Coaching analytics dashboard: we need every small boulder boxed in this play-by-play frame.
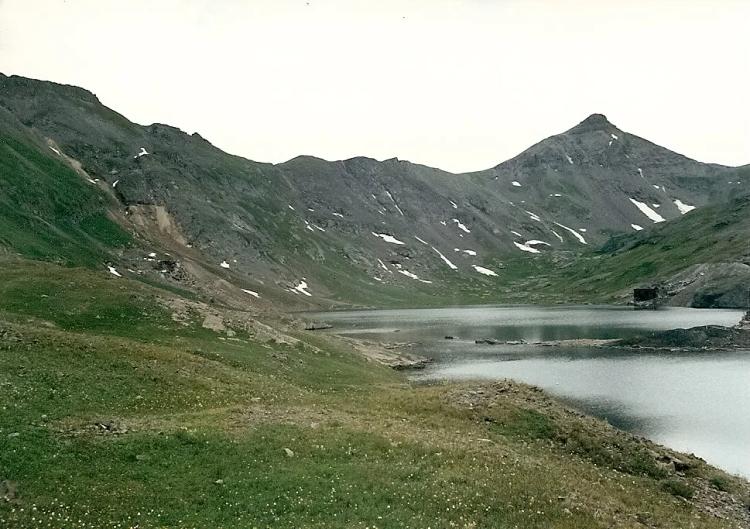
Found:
[304,322,333,331]
[0,480,19,502]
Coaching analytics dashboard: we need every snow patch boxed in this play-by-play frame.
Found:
[332,212,344,218]
[414,236,428,245]
[551,230,564,243]
[514,241,540,254]
[241,289,260,298]
[472,265,497,277]
[372,232,405,245]
[631,224,643,231]
[385,190,404,216]
[148,252,157,258]
[377,259,392,273]
[674,199,696,214]
[553,222,587,244]
[525,211,541,222]
[511,230,523,238]
[449,200,458,209]
[565,154,574,165]
[452,219,471,233]
[511,181,522,187]
[397,269,432,283]
[462,249,477,256]
[112,179,120,188]
[304,221,314,232]
[373,277,383,282]
[432,247,458,270]
[220,261,230,269]
[637,168,644,178]
[134,147,150,158]
[525,240,550,247]
[288,205,295,211]
[292,280,312,297]
[107,266,121,277]
[629,198,665,223]
[49,146,61,156]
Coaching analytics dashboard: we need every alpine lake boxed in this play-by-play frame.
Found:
[308,305,750,478]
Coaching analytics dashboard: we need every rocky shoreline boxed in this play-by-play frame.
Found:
[470,325,750,352]
[614,325,750,351]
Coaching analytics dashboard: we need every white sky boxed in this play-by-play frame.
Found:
[0,0,748,172]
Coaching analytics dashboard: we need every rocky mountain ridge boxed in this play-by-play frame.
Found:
[0,73,747,307]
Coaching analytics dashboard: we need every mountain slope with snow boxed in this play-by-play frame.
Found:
[561,191,750,308]
[0,73,746,307]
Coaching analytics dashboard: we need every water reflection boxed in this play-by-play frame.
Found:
[311,305,743,342]
[558,395,665,434]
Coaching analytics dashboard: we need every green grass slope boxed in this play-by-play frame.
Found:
[1,260,749,528]
[0,118,130,265]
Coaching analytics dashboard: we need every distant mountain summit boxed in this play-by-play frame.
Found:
[476,110,739,241]
[0,73,747,307]
[569,113,615,132]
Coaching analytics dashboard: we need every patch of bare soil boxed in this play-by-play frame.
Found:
[126,205,189,247]
[159,295,304,346]
[336,336,430,369]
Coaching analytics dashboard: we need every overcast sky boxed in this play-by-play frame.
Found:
[0,0,747,172]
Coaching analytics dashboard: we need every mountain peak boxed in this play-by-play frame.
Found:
[569,113,615,133]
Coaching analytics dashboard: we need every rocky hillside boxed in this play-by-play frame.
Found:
[571,192,750,308]
[0,73,747,307]
[476,113,744,232]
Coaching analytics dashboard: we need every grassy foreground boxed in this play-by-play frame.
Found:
[1,260,749,529]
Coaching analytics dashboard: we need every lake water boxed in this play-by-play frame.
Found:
[309,305,750,477]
